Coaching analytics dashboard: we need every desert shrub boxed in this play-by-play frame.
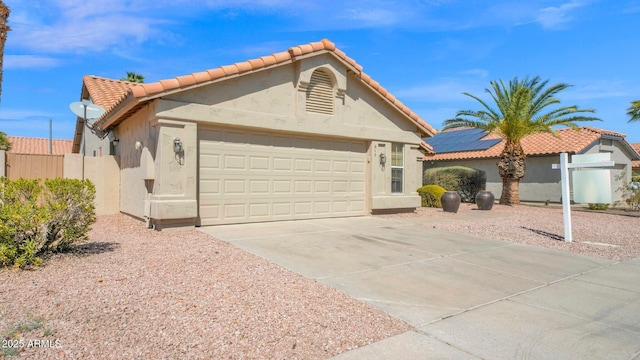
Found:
[587,203,609,211]
[417,184,446,208]
[615,171,640,211]
[423,166,486,203]
[42,178,96,251]
[0,178,46,267]
[0,177,96,268]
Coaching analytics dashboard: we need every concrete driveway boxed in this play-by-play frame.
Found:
[199,216,640,359]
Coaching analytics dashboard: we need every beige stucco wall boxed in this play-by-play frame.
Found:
[105,54,428,226]
[153,54,425,216]
[116,105,158,220]
[84,156,120,215]
[424,138,635,204]
[63,153,120,215]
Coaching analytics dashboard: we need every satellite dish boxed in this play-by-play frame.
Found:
[69,100,105,120]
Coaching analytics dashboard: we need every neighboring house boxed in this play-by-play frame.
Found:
[7,136,72,155]
[424,127,640,204]
[632,143,640,174]
[73,39,437,229]
[1,136,72,180]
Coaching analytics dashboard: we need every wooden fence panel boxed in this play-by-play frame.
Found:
[5,153,65,180]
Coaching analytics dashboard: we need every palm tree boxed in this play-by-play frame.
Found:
[0,130,11,151]
[121,72,144,83]
[627,100,640,122]
[0,1,10,103]
[442,76,600,205]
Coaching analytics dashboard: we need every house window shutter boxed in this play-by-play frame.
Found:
[306,69,334,115]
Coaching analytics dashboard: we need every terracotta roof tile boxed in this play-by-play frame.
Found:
[236,61,253,73]
[632,143,640,169]
[205,68,224,80]
[260,54,278,67]
[82,76,138,115]
[83,39,436,137]
[427,127,621,161]
[6,136,72,155]
[248,58,264,68]
[176,74,197,87]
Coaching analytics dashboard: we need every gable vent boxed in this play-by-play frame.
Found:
[306,69,334,115]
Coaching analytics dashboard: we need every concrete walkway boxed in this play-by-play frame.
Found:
[199,216,640,359]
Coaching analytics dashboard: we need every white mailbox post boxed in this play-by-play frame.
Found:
[552,153,615,242]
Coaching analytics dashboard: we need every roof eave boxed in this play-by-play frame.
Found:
[95,92,141,130]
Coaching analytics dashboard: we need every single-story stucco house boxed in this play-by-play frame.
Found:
[424,127,640,204]
[73,39,437,229]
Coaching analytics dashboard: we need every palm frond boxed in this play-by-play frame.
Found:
[628,100,640,122]
[444,76,600,142]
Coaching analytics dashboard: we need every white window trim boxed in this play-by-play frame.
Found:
[391,143,404,194]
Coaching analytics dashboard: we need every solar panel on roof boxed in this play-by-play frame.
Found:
[424,128,501,154]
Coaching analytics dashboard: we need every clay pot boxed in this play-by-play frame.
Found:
[441,191,461,213]
[475,190,495,210]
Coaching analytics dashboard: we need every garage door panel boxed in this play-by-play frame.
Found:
[273,180,292,193]
[294,158,313,172]
[199,128,367,225]
[273,158,291,171]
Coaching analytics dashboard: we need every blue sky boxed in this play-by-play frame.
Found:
[1,0,639,143]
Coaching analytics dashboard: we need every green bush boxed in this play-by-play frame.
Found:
[0,177,96,268]
[423,166,486,203]
[587,203,609,211]
[417,184,446,208]
[42,178,96,251]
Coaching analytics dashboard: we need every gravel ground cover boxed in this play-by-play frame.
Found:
[0,214,409,359]
[387,204,640,261]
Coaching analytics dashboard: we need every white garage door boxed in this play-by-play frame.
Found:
[198,128,367,226]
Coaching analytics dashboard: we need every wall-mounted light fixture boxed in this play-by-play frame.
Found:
[173,137,183,154]
[379,152,386,166]
[135,141,143,150]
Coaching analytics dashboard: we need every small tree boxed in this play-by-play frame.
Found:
[443,76,600,205]
[121,71,144,83]
[0,130,10,151]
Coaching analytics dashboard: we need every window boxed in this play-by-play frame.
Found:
[306,69,334,115]
[391,143,403,194]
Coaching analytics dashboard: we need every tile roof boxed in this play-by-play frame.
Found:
[6,136,72,155]
[81,39,436,138]
[426,127,629,161]
[632,143,640,169]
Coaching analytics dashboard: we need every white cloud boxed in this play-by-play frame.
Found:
[394,72,490,103]
[7,0,169,54]
[564,80,638,101]
[340,8,400,26]
[535,1,586,29]
[4,55,63,69]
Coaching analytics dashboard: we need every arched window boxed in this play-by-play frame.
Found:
[306,69,334,115]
